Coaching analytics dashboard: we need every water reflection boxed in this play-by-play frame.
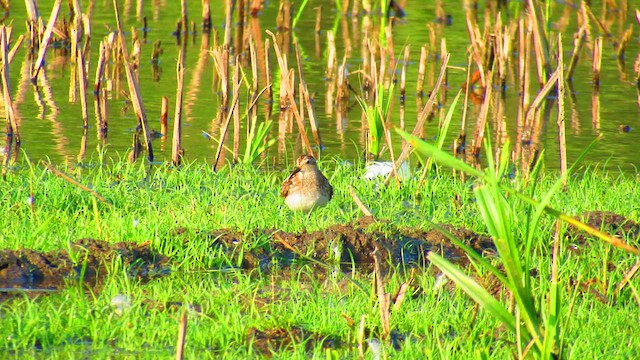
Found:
[1,1,639,172]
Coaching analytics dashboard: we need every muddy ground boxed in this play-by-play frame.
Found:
[1,212,636,303]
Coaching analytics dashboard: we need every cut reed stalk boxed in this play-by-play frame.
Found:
[76,44,89,128]
[326,31,336,80]
[399,45,409,102]
[294,42,321,149]
[565,27,586,82]
[515,19,530,165]
[592,36,602,88]
[175,312,187,360]
[315,5,322,33]
[526,0,552,85]
[393,53,450,172]
[213,80,241,170]
[172,50,185,166]
[416,45,428,96]
[232,62,240,164]
[202,0,211,32]
[0,26,20,146]
[94,40,108,94]
[31,0,63,81]
[470,66,494,160]
[266,30,313,156]
[42,161,112,206]
[113,0,154,162]
[161,96,169,137]
[557,34,567,188]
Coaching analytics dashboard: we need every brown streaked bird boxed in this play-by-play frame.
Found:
[281,155,333,211]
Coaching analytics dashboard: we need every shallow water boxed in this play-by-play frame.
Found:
[3,1,640,172]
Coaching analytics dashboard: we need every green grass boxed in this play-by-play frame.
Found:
[1,158,640,358]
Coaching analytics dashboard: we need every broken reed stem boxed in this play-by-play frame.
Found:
[31,0,63,81]
[471,66,494,159]
[399,45,409,102]
[113,0,154,162]
[315,5,322,33]
[43,161,113,207]
[94,40,108,94]
[76,44,89,128]
[515,18,530,163]
[202,0,212,32]
[161,96,169,137]
[525,68,561,127]
[213,80,242,170]
[372,248,391,340]
[592,36,602,88]
[557,34,567,189]
[527,0,553,85]
[175,312,187,360]
[617,27,632,63]
[172,49,185,166]
[565,27,586,82]
[326,30,336,79]
[295,42,321,148]
[266,30,313,156]
[232,62,240,164]
[7,34,24,63]
[394,53,450,170]
[0,26,20,146]
[415,45,428,96]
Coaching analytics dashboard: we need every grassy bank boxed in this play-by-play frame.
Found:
[1,158,639,358]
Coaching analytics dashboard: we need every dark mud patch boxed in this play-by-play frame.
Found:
[0,239,169,301]
[198,217,495,271]
[247,326,340,355]
[569,211,640,246]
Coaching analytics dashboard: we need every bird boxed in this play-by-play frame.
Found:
[281,154,333,211]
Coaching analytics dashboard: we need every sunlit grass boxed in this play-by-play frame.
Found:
[0,158,640,357]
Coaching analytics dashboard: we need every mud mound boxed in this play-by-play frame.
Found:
[203,217,495,271]
[569,211,640,245]
[0,239,169,300]
[247,326,340,355]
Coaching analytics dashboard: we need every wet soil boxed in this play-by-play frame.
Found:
[569,211,640,245]
[200,216,496,271]
[0,239,169,301]
[246,326,341,355]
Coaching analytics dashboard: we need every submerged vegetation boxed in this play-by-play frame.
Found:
[1,0,640,358]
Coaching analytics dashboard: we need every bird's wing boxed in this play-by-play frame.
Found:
[280,167,301,197]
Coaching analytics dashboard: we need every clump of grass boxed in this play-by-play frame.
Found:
[357,82,394,159]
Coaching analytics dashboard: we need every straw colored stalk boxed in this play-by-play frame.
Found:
[266,30,313,155]
[113,0,154,162]
[213,73,242,170]
[212,47,230,122]
[76,37,89,128]
[592,36,602,88]
[416,45,428,96]
[172,49,185,166]
[294,42,321,148]
[526,0,552,85]
[1,27,20,146]
[232,61,241,163]
[31,0,63,81]
[224,0,235,50]
[399,45,409,101]
[465,11,486,87]
[515,18,530,165]
[556,34,567,188]
[565,27,586,82]
[202,0,212,31]
[393,54,450,172]
[591,81,600,130]
[326,31,337,80]
[470,65,494,161]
